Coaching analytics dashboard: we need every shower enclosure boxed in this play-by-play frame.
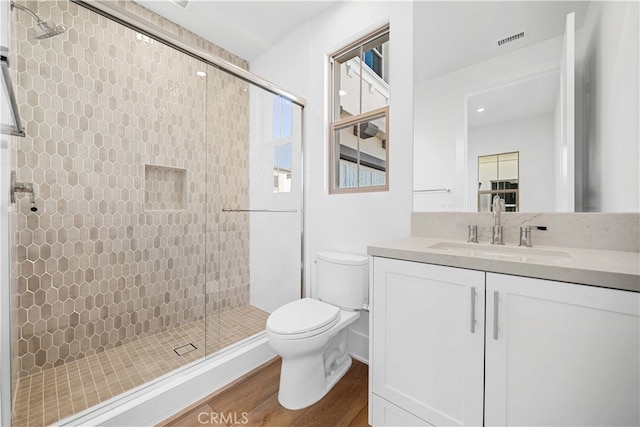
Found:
[1,1,303,425]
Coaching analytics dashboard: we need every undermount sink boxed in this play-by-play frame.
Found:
[427,242,576,264]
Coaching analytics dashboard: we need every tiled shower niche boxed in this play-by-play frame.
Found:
[144,165,186,211]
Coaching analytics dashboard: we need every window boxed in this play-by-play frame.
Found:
[329,26,389,193]
[477,151,519,212]
[273,96,292,140]
[273,142,292,193]
[273,95,293,193]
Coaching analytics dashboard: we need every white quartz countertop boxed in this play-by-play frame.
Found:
[368,237,640,292]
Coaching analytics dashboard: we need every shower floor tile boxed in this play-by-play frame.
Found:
[12,304,269,427]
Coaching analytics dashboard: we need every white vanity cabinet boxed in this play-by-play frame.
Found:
[485,273,640,427]
[371,258,486,426]
[371,257,640,427]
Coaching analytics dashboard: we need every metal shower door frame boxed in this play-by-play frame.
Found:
[71,0,308,299]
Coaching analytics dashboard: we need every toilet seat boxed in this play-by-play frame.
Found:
[267,298,340,340]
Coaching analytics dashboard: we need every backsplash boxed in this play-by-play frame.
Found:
[411,212,640,253]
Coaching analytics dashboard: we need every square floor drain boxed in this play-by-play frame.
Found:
[174,343,197,356]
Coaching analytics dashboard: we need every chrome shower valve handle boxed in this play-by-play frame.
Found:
[10,171,38,212]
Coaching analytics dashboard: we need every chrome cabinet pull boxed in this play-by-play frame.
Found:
[493,291,499,340]
[470,286,476,333]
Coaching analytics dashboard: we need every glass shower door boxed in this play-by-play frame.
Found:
[248,89,303,312]
[205,70,303,358]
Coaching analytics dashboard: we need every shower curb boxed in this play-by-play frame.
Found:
[53,335,275,427]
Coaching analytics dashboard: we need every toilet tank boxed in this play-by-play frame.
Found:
[316,251,369,310]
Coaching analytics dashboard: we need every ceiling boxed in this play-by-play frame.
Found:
[134,0,338,62]
[415,1,590,80]
[135,1,591,78]
[467,71,560,129]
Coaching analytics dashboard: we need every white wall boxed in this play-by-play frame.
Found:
[468,115,556,212]
[414,36,563,211]
[576,1,639,212]
[251,1,414,362]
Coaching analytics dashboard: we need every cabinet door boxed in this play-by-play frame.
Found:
[372,258,485,426]
[485,273,640,426]
[372,394,434,427]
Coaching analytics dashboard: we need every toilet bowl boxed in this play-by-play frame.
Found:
[267,298,360,409]
[266,251,369,410]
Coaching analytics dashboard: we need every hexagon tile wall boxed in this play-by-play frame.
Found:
[11,0,251,378]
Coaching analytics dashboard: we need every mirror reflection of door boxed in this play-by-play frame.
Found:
[478,152,519,212]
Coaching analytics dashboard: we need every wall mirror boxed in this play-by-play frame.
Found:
[467,71,558,212]
[413,1,639,213]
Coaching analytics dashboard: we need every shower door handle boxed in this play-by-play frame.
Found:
[221,208,297,213]
[1,57,26,137]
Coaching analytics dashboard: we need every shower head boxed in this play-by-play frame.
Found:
[33,22,67,39]
[10,1,67,40]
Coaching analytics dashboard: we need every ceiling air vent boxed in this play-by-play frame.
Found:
[171,0,190,8]
[497,31,526,47]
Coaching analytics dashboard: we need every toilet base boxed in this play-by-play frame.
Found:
[324,353,352,395]
[278,353,353,410]
[268,309,361,410]
[276,326,354,410]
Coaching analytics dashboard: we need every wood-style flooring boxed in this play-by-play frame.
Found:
[160,357,369,427]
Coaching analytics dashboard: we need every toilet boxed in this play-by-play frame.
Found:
[266,251,369,410]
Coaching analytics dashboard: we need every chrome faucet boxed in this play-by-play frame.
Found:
[491,195,505,245]
[467,225,478,243]
[518,225,547,247]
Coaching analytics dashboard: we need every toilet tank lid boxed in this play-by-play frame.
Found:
[317,251,368,266]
